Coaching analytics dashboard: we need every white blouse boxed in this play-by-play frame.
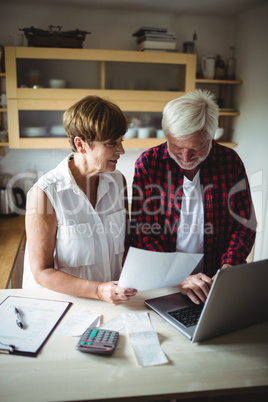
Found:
[23,154,126,288]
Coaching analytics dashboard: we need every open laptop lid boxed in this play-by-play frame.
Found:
[145,259,268,342]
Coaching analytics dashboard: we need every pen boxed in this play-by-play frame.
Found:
[14,307,23,329]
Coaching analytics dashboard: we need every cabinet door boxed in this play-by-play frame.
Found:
[0,73,8,147]
[5,47,196,149]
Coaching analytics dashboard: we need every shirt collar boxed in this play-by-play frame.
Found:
[54,154,116,196]
[161,141,170,159]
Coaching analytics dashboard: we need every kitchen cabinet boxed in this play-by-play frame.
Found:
[4,46,240,150]
[0,72,8,154]
[5,46,195,149]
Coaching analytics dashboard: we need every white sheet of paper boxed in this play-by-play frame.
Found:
[125,312,168,366]
[56,313,101,336]
[99,315,126,332]
[129,331,168,367]
[99,312,153,333]
[123,312,153,333]
[118,247,203,291]
[100,312,168,367]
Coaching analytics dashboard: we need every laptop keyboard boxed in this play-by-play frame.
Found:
[168,304,204,328]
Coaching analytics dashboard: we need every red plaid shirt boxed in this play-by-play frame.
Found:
[130,140,256,277]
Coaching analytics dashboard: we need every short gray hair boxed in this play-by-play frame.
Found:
[162,89,219,140]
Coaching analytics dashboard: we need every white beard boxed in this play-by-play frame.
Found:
[168,140,212,171]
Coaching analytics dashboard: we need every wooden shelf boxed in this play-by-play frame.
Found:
[195,78,243,85]
[219,111,240,116]
[125,138,238,148]
[196,78,242,118]
[218,141,237,147]
[124,138,164,148]
[0,139,237,150]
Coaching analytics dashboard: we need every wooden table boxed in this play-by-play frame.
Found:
[0,288,267,402]
[0,215,25,288]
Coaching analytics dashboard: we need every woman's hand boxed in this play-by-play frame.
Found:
[97,281,137,306]
[177,273,213,305]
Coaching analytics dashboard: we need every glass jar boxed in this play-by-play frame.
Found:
[215,55,225,79]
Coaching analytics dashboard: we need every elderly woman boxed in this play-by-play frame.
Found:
[23,96,137,305]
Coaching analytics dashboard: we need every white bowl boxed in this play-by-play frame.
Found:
[49,79,66,89]
[156,129,165,139]
[138,127,155,139]
[23,126,46,137]
[0,130,8,142]
[124,128,138,139]
[214,127,224,140]
[50,125,66,135]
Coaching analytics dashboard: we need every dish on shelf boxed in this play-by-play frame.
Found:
[49,79,66,88]
[0,130,8,142]
[124,128,137,138]
[138,127,156,139]
[214,127,224,140]
[22,126,46,137]
[156,129,165,139]
[49,125,66,136]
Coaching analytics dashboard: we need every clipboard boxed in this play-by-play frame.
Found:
[0,296,72,357]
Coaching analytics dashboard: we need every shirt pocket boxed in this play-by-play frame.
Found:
[107,209,126,254]
[56,223,95,267]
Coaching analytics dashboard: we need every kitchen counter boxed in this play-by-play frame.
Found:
[0,214,25,289]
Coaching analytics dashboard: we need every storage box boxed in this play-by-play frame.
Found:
[19,25,91,48]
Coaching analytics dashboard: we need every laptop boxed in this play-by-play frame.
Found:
[145,259,268,342]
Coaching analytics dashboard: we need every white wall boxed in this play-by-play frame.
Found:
[0,2,237,185]
[233,1,268,260]
[0,1,267,260]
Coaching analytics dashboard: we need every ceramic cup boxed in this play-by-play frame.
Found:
[0,94,7,107]
[138,127,155,139]
[156,129,165,139]
[214,127,224,140]
[201,54,216,79]
[0,130,8,142]
[124,128,138,139]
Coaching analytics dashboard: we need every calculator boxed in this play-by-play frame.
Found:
[76,328,119,355]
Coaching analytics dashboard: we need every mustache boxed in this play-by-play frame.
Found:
[167,141,212,170]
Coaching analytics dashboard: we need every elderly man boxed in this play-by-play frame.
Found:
[130,89,256,304]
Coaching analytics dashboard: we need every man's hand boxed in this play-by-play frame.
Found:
[177,273,213,305]
[97,281,137,306]
[221,264,232,269]
[212,264,232,280]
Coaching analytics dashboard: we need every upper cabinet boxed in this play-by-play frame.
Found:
[5,46,196,149]
[0,72,8,151]
[4,46,240,149]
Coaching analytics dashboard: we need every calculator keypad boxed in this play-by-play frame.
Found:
[76,328,119,355]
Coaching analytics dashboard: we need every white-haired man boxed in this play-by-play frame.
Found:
[130,89,256,304]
